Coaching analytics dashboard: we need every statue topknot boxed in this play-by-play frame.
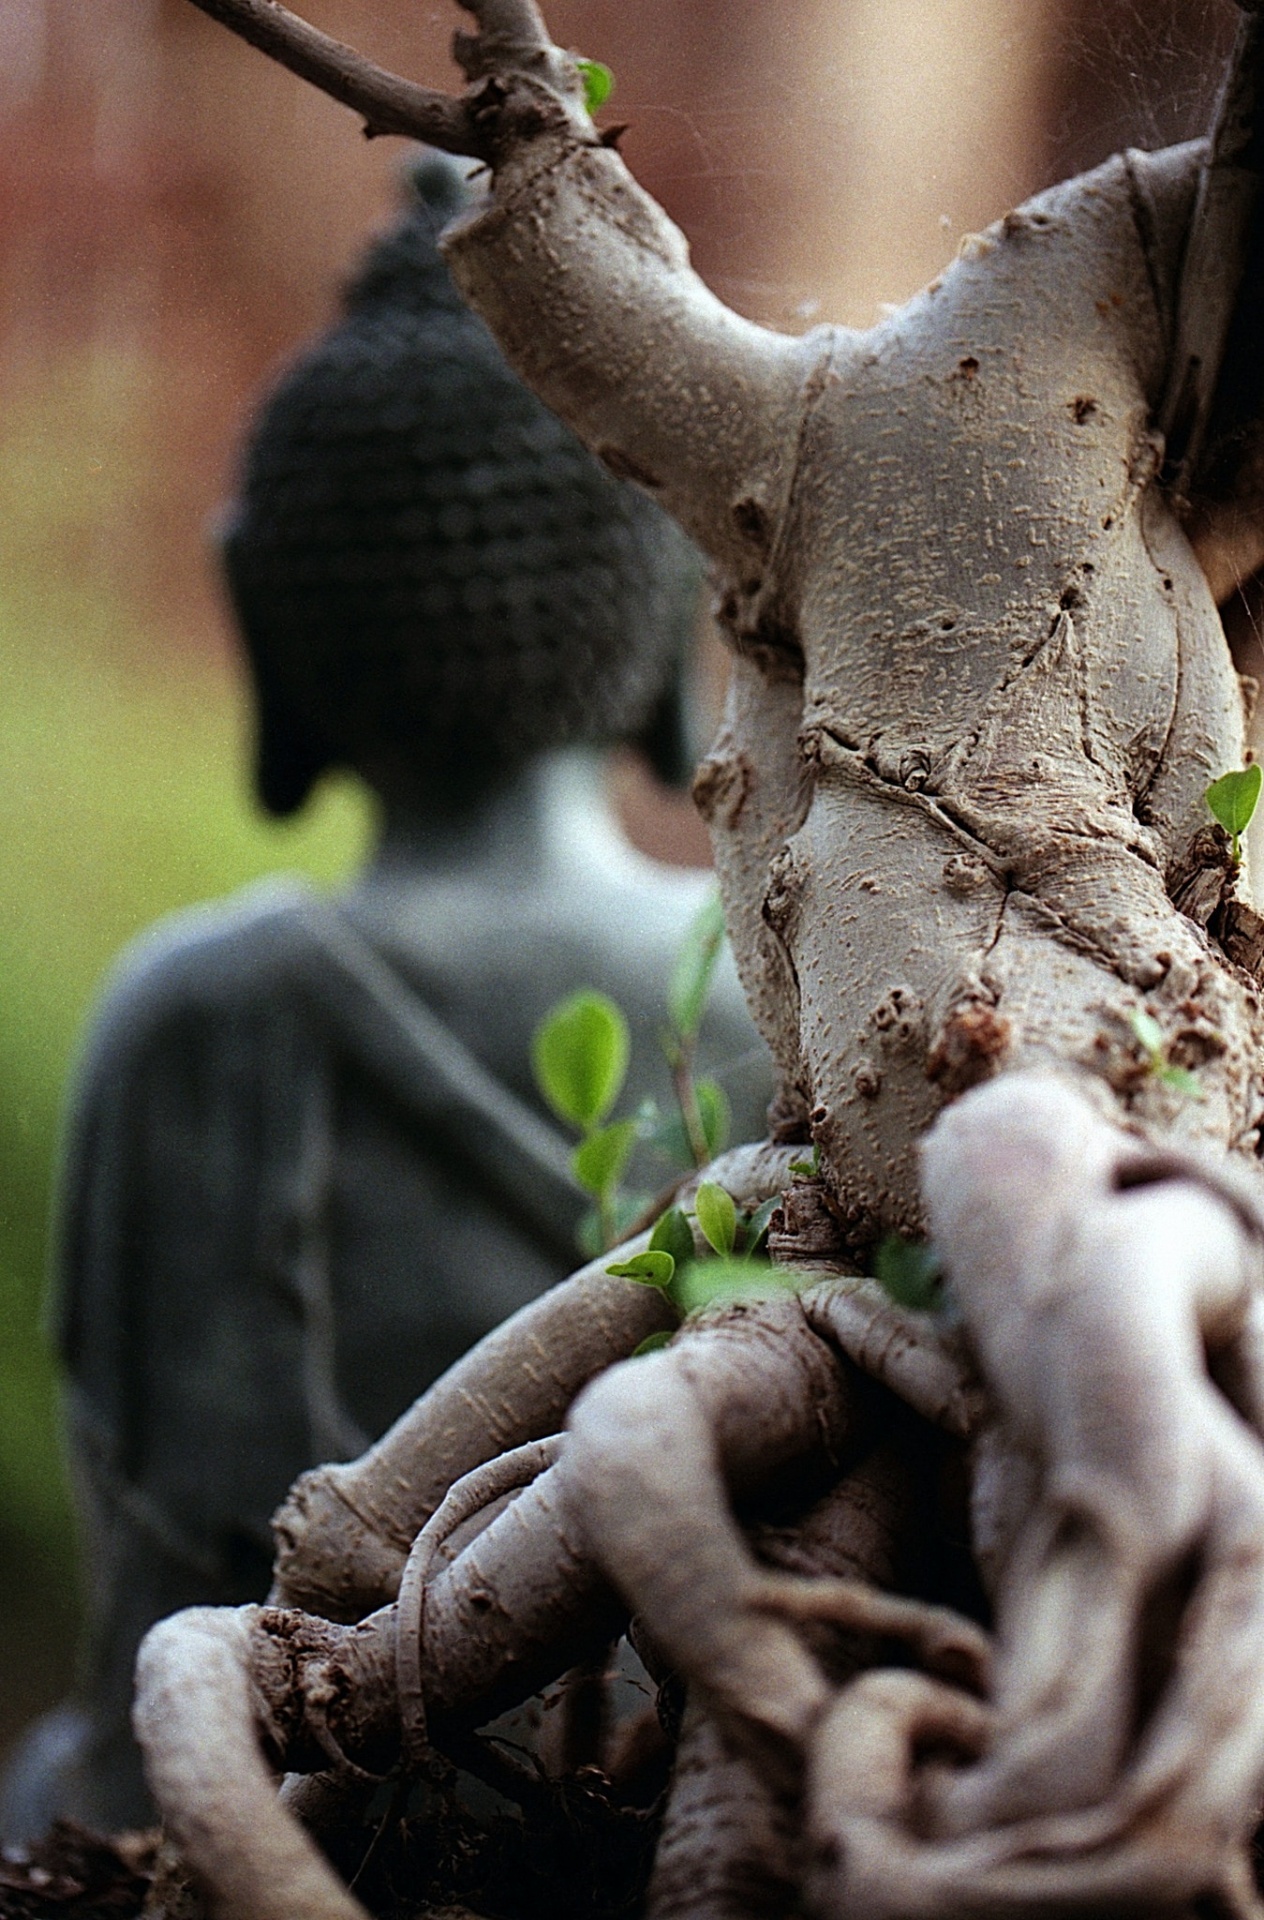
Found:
[222,152,703,818]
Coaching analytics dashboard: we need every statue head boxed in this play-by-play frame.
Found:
[221,154,703,819]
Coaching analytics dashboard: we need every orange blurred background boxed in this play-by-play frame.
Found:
[0,0,1240,1769]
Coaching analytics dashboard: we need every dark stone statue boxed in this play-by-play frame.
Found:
[1,157,769,1836]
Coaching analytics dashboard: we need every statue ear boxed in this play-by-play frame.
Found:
[635,656,695,791]
[217,510,334,818]
[246,636,333,818]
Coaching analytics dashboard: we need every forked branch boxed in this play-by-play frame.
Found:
[1162,5,1264,478]
[1163,2,1264,595]
[182,0,570,156]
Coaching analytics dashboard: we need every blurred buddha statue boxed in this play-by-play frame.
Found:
[1,156,769,1836]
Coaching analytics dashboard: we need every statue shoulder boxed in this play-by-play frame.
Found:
[75,877,327,1081]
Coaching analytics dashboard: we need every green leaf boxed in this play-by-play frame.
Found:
[672,1255,799,1316]
[696,1078,730,1159]
[607,1249,676,1288]
[532,990,630,1131]
[1156,1063,1204,1101]
[788,1144,820,1180]
[1127,1006,1164,1059]
[1206,765,1262,851]
[649,1205,696,1270]
[572,1118,639,1198]
[575,56,614,113]
[668,891,728,1043]
[694,1181,738,1257]
[633,1330,674,1357]
[744,1195,780,1255]
[873,1233,943,1312]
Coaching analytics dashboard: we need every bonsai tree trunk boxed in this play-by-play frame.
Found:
[126,3,1264,1916]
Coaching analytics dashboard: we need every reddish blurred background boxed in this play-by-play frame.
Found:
[0,0,1241,1775]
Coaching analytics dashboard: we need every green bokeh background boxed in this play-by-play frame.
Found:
[0,357,373,1748]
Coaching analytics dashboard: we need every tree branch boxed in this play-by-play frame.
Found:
[183,0,481,153]
[1161,3,1264,502]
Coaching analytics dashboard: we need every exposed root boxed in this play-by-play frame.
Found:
[135,1429,639,1916]
[748,1575,989,1695]
[801,1073,1264,1918]
[133,1607,373,1920]
[805,1666,1264,1920]
[561,1293,861,1770]
[136,1076,1264,1918]
[798,1277,985,1440]
[646,1699,799,1920]
[269,1240,674,1621]
[270,1148,799,1627]
[645,1447,968,1920]
[394,1437,564,1766]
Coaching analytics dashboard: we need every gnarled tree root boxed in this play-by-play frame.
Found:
[804,1073,1264,1919]
[270,1144,798,1623]
[646,1443,958,1920]
[646,1699,801,1920]
[134,1436,614,1920]
[134,1607,373,1920]
[133,1252,973,1919]
[134,1078,1264,1920]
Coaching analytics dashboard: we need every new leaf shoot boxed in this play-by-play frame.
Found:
[532,990,629,1131]
[575,57,614,114]
[1126,1005,1204,1101]
[694,1181,737,1257]
[1206,764,1262,863]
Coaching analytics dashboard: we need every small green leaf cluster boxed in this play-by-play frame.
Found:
[575,57,614,114]
[1126,1006,1203,1101]
[873,1233,944,1312]
[533,990,641,1249]
[1206,764,1262,864]
[609,1183,789,1349]
[530,891,735,1253]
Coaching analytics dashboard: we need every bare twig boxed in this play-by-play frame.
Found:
[183,0,480,151]
[1161,3,1264,496]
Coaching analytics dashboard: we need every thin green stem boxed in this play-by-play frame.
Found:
[598,1186,618,1250]
[670,1039,710,1168]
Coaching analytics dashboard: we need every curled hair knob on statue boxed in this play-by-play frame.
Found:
[223,151,702,821]
[0,154,770,1840]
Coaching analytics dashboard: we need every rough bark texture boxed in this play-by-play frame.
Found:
[448,122,1264,1206]
[269,1143,796,1621]
[137,3,1264,1916]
